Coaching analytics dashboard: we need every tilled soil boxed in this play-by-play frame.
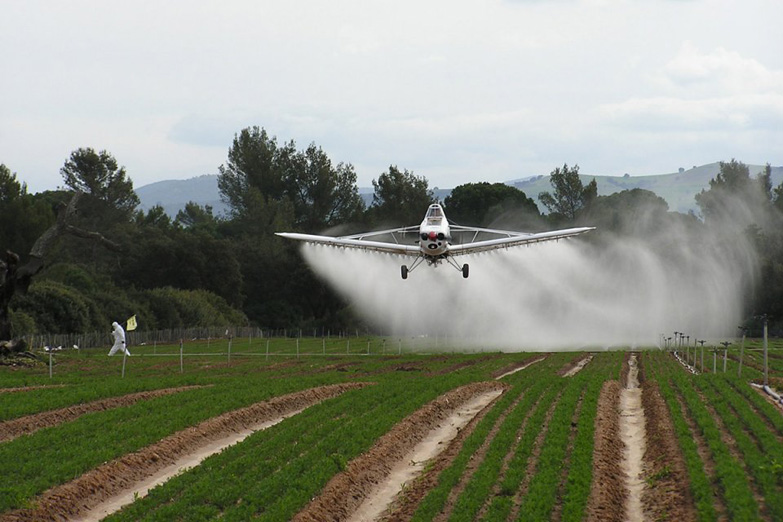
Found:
[1,382,368,522]
[585,380,625,522]
[0,386,204,442]
[558,353,593,377]
[0,385,68,393]
[491,354,548,379]
[641,379,697,521]
[292,381,508,522]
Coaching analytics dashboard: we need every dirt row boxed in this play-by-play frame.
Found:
[0,386,205,442]
[640,379,698,521]
[2,382,369,522]
[586,380,624,521]
[558,352,593,377]
[490,354,548,379]
[292,380,508,522]
[0,385,68,394]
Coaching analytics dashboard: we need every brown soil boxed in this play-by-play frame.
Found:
[641,379,698,521]
[378,387,506,522]
[0,386,205,442]
[0,385,68,393]
[292,381,508,522]
[434,388,525,522]
[491,354,548,379]
[1,383,368,522]
[558,353,593,377]
[585,380,625,522]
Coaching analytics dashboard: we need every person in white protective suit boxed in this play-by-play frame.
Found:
[108,321,130,356]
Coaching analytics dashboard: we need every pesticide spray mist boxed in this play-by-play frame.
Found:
[300,212,758,351]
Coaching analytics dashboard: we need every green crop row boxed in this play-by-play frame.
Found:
[106,372,482,521]
[697,376,783,519]
[558,377,603,521]
[670,371,759,520]
[514,376,587,521]
[479,383,561,521]
[642,352,717,522]
[411,353,576,522]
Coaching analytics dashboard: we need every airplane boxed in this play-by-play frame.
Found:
[276,203,594,279]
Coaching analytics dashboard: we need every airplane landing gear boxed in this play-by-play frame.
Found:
[462,263,469,278]
[401,265,408,279]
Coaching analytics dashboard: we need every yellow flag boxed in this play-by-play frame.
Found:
[126,315,137,331]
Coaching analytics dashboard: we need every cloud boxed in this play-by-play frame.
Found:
[661,42,783,95]
[600,43,783,133]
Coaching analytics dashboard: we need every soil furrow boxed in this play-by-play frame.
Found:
[586,380,624,522]
[0,386,205,442]
[430,387,524,522]
[640,379,697,521]
[1,382,368,522]
[378,390,504,522]
[293,381,507,522]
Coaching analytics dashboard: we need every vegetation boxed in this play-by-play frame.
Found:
[2,127,783,338]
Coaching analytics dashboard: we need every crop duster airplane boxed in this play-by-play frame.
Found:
[276,203,594,279]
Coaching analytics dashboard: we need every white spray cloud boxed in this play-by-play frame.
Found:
[300,218,755,351]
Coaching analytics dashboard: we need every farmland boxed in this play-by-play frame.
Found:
[1,337,783,521]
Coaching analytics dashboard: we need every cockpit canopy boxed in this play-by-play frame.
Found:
[424,204,444,225]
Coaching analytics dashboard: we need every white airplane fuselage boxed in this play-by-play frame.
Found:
[418,204,451,257]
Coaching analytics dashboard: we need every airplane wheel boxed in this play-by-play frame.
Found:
[401,265,408,280]
[462,263,469,278]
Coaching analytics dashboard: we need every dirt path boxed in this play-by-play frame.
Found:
[586,380,624,522]
[0,385,68,393]
[293,381,507,522]
[620,353,646,522]
[2,383,368,522]
[348,388,504,522]
[559,353,593,377]
[492,354,548,380]
[0,386,204,442]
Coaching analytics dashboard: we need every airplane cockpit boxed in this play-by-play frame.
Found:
[424,204,444,225]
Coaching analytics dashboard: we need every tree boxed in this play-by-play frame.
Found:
[282,143,364,231]
[0,165,54,258]
[1,192,121,349]
[218,126,285,217]
[444,182,540,228]
[369,166,434,226]
[538,163,597,223]
[694,159,773,226]
[60,148,140,217]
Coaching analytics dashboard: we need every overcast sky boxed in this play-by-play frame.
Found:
[2,0,781,194]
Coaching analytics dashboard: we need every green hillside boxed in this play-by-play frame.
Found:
[511,163,783,214]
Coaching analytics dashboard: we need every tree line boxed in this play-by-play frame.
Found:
[1,126,782,343]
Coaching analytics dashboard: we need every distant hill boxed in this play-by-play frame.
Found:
[136,163,782,218]
[511,163,783,214]
[136,175,229,217]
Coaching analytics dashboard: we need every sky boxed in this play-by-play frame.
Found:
[2,0,782,194]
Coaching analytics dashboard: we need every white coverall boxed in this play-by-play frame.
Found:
[108,321,130,356]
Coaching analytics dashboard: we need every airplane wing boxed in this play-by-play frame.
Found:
[447,226,594,256]
[275,232,421,256]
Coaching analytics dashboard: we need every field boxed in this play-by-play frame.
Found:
[2,337,783,521]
